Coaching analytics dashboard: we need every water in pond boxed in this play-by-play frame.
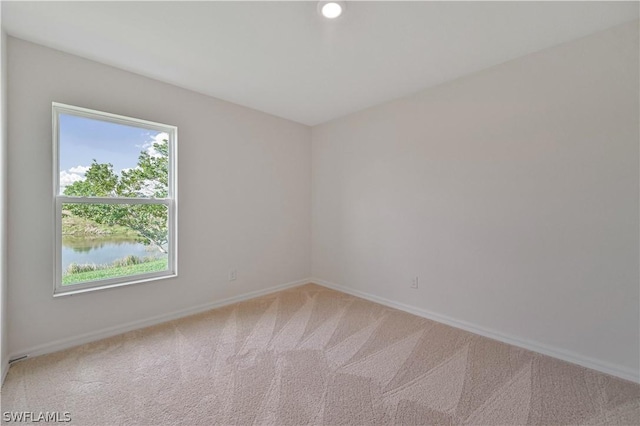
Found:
[61,237,164,272]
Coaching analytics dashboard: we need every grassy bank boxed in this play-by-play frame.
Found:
[62,258,168,285]
[62,213,139,238]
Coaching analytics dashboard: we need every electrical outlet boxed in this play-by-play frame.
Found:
[411,277,419,289]
[229,269,237,281]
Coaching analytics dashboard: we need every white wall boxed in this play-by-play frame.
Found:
[312,21,639,377]
[7,38,311,357]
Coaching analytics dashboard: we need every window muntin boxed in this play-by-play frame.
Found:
[53,103,177,296]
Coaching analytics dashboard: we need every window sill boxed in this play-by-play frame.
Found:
[53,271,178,297]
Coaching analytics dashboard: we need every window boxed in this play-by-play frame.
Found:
[53,103,177,296]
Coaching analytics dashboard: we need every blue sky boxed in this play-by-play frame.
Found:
[59,114,166,189]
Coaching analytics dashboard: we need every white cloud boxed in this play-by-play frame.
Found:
[138,179,162,197]
[140,132,169,159]
[68,165,90,174]
[59,170,86,189]
[59,164,91,190]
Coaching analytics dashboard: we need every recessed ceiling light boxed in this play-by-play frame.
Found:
[319,2,344,19]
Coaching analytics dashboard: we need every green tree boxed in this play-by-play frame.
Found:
[118,140,168,198]
[64,140,170,252]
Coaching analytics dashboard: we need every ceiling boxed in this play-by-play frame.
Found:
[2,1,638,126]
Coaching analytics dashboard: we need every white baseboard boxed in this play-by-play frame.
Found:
[1,359,8,386]
[7,278,311,366]
[311,277,640,384]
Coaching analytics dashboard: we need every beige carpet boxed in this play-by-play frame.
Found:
[1,284,638,425]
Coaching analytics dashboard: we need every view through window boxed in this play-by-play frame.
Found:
[53,103,177,295]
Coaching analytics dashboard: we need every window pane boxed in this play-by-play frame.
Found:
[58,113,169,198]
[61,203,169,286]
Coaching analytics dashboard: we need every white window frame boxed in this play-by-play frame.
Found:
[52,102,178,296]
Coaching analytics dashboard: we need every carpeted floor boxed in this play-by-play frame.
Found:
[1,283,639,425]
